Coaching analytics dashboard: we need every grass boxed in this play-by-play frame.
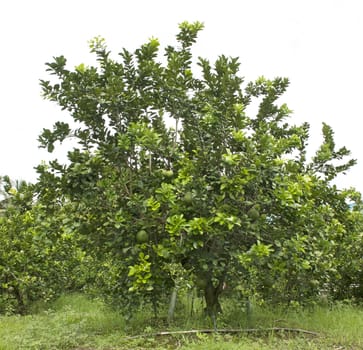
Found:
[0,293,363,349]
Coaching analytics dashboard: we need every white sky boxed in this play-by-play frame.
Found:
[1,0,362,193]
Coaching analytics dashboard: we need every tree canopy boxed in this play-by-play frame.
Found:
[1,22,363,318]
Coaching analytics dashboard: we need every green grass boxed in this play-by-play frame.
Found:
[0,294,126,350]
[1,294,363,349]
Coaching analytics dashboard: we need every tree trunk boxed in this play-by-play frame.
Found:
[13,285,26,314]
[204,279,224,329]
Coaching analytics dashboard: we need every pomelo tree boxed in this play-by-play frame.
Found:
[0,176,89,314]
[36,22,362,321]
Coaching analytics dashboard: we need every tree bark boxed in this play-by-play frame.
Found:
[204,279,224,329]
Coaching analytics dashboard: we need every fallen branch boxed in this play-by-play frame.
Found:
[125,327,319,339]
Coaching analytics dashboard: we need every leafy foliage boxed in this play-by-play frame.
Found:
[0,177,90,314]
[36,22,363,312]
[1,22,363,318]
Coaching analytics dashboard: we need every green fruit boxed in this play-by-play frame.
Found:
[136,230,149,243]
[247,207,260,221]
[183,191,193,203]
[161,169,174,178]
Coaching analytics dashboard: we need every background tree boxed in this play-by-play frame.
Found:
[36,22,362,322]
[0,176,90,314]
